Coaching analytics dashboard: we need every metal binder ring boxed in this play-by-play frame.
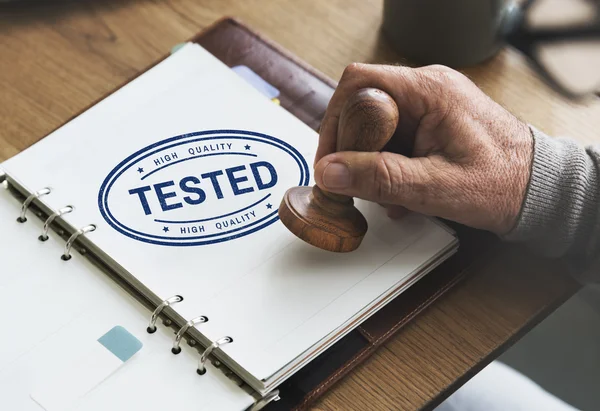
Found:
[17,187,51,223]
[249,390,281,411]
[172,315,208,354]
[197,336,233,375]
[61,224,96,261]
[39,206,74,241]
[147,295,184,334]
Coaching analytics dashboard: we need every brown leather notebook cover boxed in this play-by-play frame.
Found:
[189,17,498,410]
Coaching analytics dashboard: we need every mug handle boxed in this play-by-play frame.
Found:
[503,0,600,100]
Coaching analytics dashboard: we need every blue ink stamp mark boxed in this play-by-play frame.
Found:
[98,130,309,247]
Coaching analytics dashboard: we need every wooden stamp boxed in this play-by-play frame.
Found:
[278,88,400,252]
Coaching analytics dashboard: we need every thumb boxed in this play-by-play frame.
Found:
[314,151,434,209]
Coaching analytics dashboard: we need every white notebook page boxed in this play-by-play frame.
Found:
[0,187,253,411]
[1,43,456,385]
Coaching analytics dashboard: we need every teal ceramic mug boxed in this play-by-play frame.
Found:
[381,0,519,67]
[381,0,600,99]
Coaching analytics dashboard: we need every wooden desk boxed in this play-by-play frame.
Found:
[1,1,598,410]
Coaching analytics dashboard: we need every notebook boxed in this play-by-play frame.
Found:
[0,40,458,409]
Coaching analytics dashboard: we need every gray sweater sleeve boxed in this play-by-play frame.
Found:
[503,126,600,285]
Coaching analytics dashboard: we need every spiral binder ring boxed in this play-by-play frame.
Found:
[197,336,233,375]
[61,224,96,261]
[172,315,208,354]
[249,390,281,411]
[18,188,51,223]
[39,206,74,241]
[147,295,184,333]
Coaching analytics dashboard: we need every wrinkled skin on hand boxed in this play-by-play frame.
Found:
[313,63,534,236]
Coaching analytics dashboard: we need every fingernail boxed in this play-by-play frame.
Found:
[322,163,351,189]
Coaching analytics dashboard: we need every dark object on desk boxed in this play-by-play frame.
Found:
[382,0,600,99]
[278,88,399,253]
[382,0,514,68]
[507,0,600,99]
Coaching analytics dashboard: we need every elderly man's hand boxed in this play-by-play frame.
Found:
[313,63,534,236]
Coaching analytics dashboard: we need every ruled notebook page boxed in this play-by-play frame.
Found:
[1,43,457,385]
[0,187,253,411]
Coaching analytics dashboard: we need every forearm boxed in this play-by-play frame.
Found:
[503,126,600,284]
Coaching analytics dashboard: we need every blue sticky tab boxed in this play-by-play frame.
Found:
[232,65,280,99]
[171,43,186,54]
[97,326,143,362]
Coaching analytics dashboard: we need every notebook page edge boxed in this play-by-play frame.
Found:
[242,219,458,381]
[263,240,459,389]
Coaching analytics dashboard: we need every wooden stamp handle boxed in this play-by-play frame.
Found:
[320,88,400,203]
[336,88,400,152]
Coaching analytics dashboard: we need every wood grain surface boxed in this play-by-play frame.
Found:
[1,1,597,410]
